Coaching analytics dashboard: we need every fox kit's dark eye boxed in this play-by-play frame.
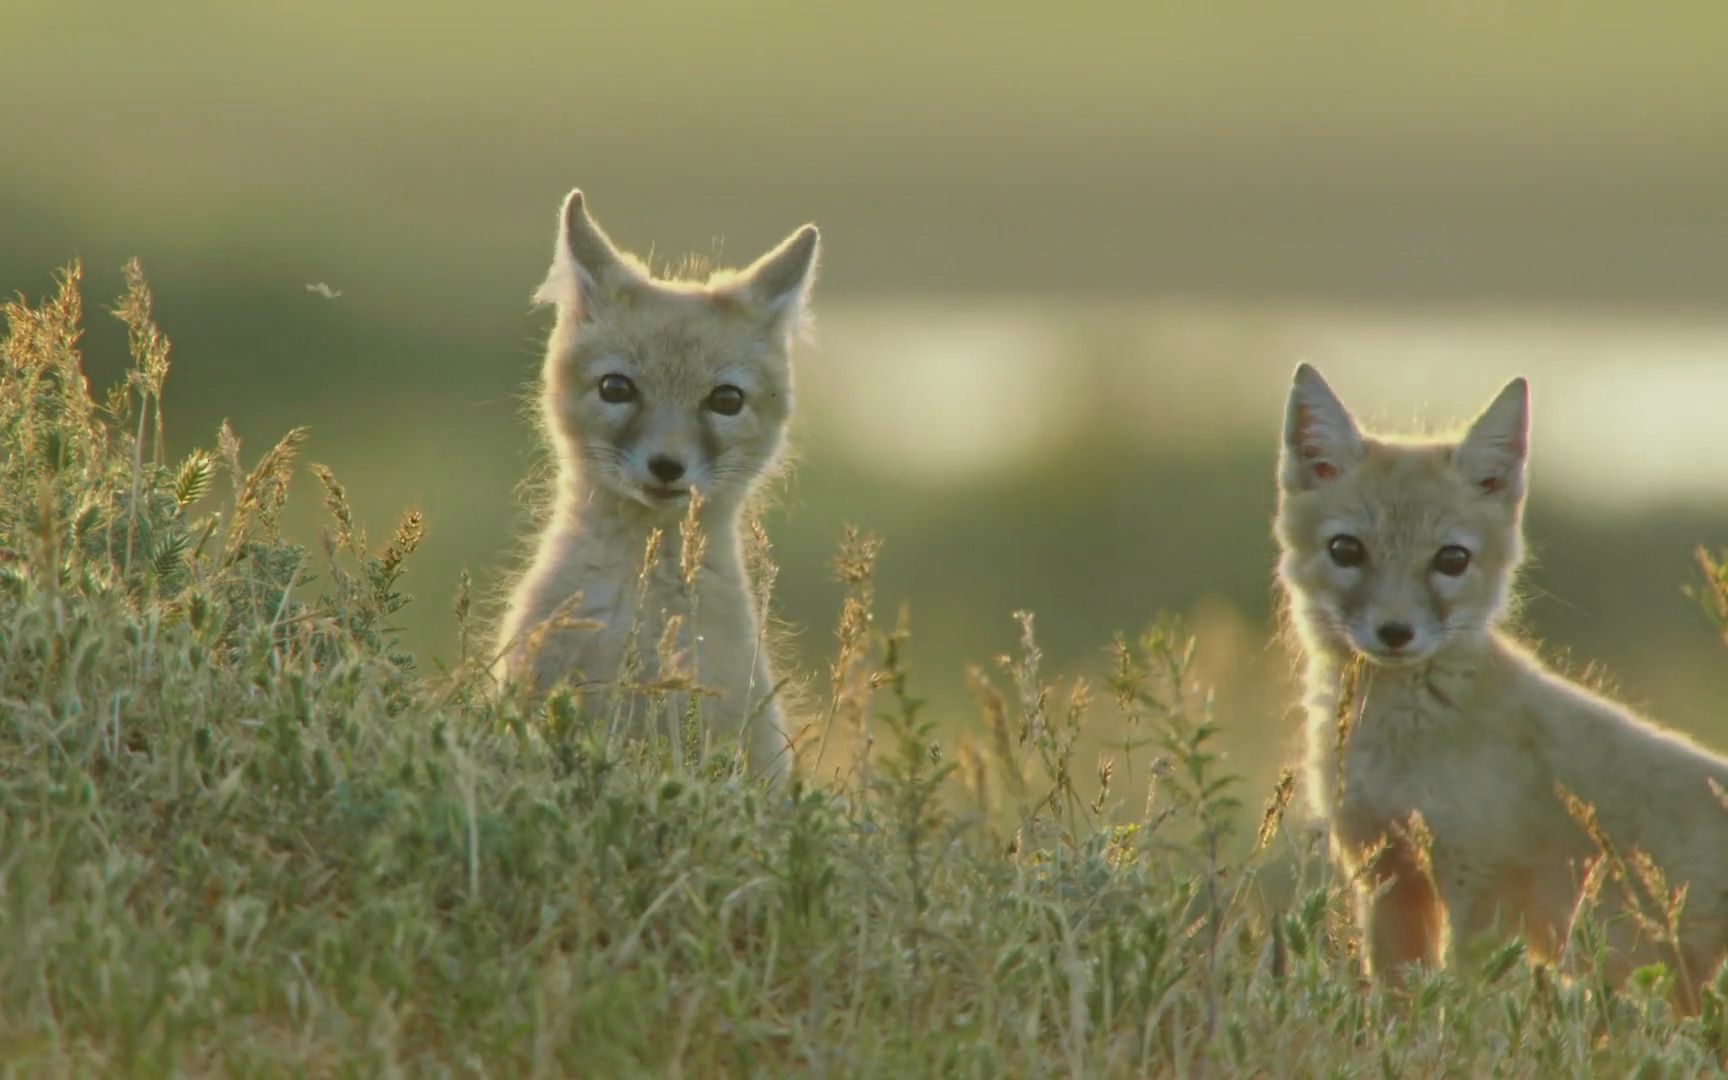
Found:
[1327,534,1367,568]
[1433,545,1472,577]
[598,374,637,404]
[706,384,745,416]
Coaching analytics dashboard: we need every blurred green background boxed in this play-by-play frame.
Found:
[5,2,1727,797]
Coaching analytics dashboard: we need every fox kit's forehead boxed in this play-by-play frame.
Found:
[1282,437,1512,557]
[568,287,792,393]
[1353,439,1474,530]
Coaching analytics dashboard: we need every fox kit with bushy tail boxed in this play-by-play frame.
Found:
[495,190,818,782]
[1276,363,1728,1004]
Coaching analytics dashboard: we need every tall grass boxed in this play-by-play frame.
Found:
[1,263,1725,1074]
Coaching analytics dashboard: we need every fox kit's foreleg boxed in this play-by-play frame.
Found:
[1350,840,1444,976]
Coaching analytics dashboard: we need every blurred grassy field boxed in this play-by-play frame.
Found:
[4,0,1727,802]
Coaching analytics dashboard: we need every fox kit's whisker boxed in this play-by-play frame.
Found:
[493,189,819,785]
[1276,362,1728,1008]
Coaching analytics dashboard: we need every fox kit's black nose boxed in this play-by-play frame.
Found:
[647,455,686,483]
[1377,622,1414,650]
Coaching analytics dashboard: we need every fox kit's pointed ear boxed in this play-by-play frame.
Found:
[1455,377,1529,501]
[730,224,820,335]
[1282,363,1363,491]
[534,189,633,309]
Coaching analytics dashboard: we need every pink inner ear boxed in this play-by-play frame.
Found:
[1299,434,1336,480]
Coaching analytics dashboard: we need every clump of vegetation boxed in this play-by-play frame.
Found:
[1,263,1724,1073]
[1693,546,1728,646]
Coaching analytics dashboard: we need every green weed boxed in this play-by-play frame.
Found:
[0,263,1723,1074]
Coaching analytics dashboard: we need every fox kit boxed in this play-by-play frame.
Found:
[1276,363,1728,1003]
[495,190,819,782]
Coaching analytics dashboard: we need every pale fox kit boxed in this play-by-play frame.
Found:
[1277,363,1728,1003]
[495,190,819,782]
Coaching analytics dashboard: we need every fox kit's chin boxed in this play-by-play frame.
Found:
[1353,645,1434,668]
[634,483,693,508]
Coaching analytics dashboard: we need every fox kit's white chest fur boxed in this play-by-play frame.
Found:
[1318,655,1509,846]
[1277,363,1728,1005]
[1306,648,1592,957]
[500,496,773,766]
[493,189,820,783]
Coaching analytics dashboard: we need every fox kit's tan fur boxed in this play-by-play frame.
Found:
[495,190,819,782]
[1276,363,1728,1003]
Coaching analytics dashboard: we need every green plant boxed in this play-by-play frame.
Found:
[0,262,1723,1074]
